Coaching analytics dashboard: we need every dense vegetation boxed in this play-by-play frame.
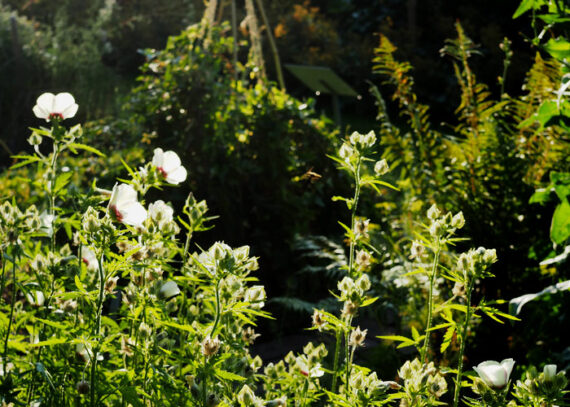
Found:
[1,0,569,405]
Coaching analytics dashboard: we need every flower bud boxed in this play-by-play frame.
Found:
[451,211,465,229]
[374,159,389,176]
[356,274,371,291]
[28,132,43,146]
[427,204,441,221]
[26,290,45,307]
[543,364,557,382]
[237,384,256,406]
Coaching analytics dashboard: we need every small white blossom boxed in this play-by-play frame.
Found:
[148,200,174,224]
[296,356,324,378]
[39,211,55,237]
[543,364,557,381]
[108,183,147,227]
[152,148,187,185]
[33,92,78,122]
[473,358,515,389]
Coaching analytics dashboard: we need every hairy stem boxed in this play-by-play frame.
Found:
[2,254,17,361]
[453,279,474,407]
[90,254,105,407]
[331,328,342,392]
[421,239,441,362]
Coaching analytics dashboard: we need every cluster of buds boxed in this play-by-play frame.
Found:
[426,204,465,239]
[349,130,377,150]
[237,384,264,407]
[398,359,448,404]
[0,202,42,244]
[511,364,568,406]
[194,242,258,278]
[146,200,179,235]
[348,368,399,401]
[338,130,377,164]
[82,206,115,245]
[244,285,266,309]
[338,275,371,318]
[457,246,497,278]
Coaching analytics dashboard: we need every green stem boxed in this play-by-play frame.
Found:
[202,354,208,407]
[453,280,474,407]
[421,239,441,363]
[0,250,7,302]
[348,157,362,278]
[331,328,342,392]
[299,378,309,407]
[210,278,222,337]
[2,253,18,361]
[90,254,105,407]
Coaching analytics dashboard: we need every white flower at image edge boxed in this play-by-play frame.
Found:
[108,184,147,227]
[152,148,187,185]
[33,92,78,121]
[473,358,515,389]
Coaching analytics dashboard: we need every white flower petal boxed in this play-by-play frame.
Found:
[500,358,515,381]
[33,104,50,120]
[61,102,79,119]
[36,92,55,110]
[119,202,147,227]
[166,166,187,184]
[53,92,76,113]
[161,150,182,172]
[152,148,164,167]
[114,184,138,206]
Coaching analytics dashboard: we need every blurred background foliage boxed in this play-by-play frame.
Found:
[1,0,569,382]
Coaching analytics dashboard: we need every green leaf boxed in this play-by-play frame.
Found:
[529,188,552,205]
[544,38,570,61]
[551,199,570,244]
[31,337,67,347]
[54,172,73,195]
[441,325,456,353]
[513,0,535,18]
[213,368,246,382]
[157,319,195,333]
[67,142,105,157]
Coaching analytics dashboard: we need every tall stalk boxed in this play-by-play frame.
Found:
[453,279,474,407]
[421,239,441,362]
[2,252,18,361]
[90,254,106,407]
[331,156,362,392]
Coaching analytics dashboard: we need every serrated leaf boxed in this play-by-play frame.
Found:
[67,142,105,157]
[441,325,455,353]
[214,368,246,382]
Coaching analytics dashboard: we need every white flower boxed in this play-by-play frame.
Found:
[39,211,55,237]
[296,356,324,378]
[108,184,147,227]
[152,148,187,185]
[33,92,78,122]
[26,290,45,307]
[473,358,515,389]
[81,247,98,271]
[543,364,557,381]
[148,200,174,224]
[159,280,181,300]
[374,159,389,176]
